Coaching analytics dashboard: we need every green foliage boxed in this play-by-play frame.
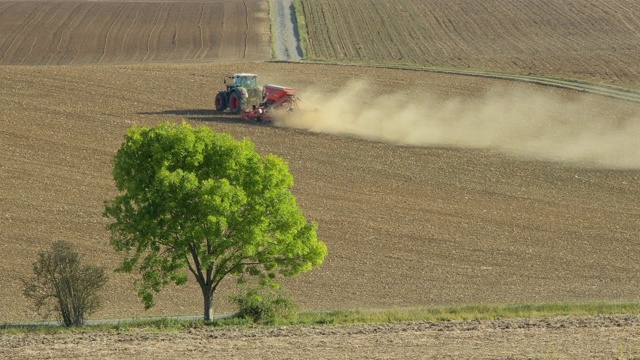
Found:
[4,301,640,333]
[230,285,297,324]
[22,241,107,327]
[103,122,327,319]
[291,0,310,58]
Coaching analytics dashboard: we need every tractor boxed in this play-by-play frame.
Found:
[214,73,263,114]
[214,73,299,122]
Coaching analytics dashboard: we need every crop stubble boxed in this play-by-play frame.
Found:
[0,0,271,65]
[300,0,640,90]
[2,316,640,359]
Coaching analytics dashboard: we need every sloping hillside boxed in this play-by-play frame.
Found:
[0,0,271,65]
[2,63,639,323]
[301,0,640,90]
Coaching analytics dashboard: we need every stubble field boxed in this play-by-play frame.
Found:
[2,0,640,358]
[0,0,270,65]
[301,0,640,90]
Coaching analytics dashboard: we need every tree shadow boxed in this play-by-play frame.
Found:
[138,109,246,124]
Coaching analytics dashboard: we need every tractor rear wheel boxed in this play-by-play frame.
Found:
[229,91,241,114]
[214,92,227,111]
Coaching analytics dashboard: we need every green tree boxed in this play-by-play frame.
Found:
[103,122,327,320]
[22,241,108,327]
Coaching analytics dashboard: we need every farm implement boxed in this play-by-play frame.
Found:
[214,73,299,122]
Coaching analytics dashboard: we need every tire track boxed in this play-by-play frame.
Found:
[98,3,127,64]
[193,2,205,59]
[0,4,45,64]
[272,0,302,61]
[47,3,87,65]
[69,2,100,65]
[242,0,249,59]
[116,4,141,63]
[166,3,183,61]
[20,3,60,65]
[143,2,167,62]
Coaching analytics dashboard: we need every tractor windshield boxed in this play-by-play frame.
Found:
[236,76,257,88]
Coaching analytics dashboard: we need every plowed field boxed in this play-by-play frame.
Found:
[2,0,640,358]
[301,0,640,90]
[0,0,270,65]
[2,62,640,321]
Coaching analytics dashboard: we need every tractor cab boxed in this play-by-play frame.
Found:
[225,73,259,89]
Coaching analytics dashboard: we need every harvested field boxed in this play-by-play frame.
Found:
[300,0,640,90]
[0,0,271,65]
[3,316,640,359]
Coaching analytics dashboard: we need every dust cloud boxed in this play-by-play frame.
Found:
[274,80,640,169]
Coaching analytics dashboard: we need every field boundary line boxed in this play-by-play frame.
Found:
[242,0,249,59]
[143,2,166,62]
[0,4,46,64]
[20,3,65,65]
[98,3,127,64]
[116,4,140,63]
[283,60,640,104]
[193,2,205,60]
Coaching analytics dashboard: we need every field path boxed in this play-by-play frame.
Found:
[271,0,302,60]
[2,316,640,359]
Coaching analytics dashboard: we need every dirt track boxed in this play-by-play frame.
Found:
[3,316,640,359]
[271,0,302,60]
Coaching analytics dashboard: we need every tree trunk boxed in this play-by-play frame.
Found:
[201,284,214,321]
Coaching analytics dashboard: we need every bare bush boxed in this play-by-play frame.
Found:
[22,241,107,326]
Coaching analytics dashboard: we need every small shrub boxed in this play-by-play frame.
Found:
[230,287,296,324]
[22,241,107,327]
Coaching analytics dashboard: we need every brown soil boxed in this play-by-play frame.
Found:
[2,316,640,359]
[301,0,640,90]
[2,0,640,358]
[0,0,271,65]
[2,60,640,326]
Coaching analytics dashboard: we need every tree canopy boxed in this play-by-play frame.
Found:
[104,122,327,320]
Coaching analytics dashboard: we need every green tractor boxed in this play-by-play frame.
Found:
[214,73,263,114]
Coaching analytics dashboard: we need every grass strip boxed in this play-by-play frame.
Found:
[291,0,309,58]
[3,301,640,333]
[268,0,277,59]
[272,58,640,103]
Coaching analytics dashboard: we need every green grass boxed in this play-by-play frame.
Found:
[3,301,640,334]
[291,0,310,58]
[294,301,640,325]
[268,0,277,59]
